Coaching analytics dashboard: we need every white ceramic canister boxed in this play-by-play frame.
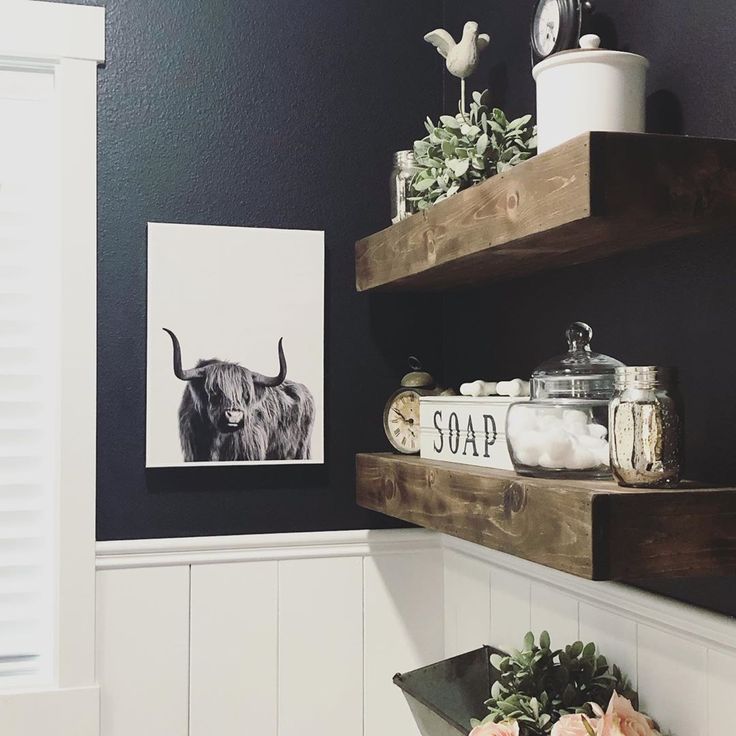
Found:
[532,35,649,153]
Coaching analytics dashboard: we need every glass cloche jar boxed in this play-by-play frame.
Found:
[506,322,625,479]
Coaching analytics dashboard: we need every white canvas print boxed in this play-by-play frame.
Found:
[146,223,324,467]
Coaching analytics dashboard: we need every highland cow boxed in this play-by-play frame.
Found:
[163,328,315,462]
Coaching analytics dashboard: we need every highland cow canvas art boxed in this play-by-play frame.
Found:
[146,223,324,467]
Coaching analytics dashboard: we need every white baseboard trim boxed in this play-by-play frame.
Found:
[96,528,441,570]
[0,685,99,736]
[442,534,736,654]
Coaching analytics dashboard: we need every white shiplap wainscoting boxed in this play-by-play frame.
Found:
[95,530,444,736]
[443,536,736,736]
[96,530,736,736]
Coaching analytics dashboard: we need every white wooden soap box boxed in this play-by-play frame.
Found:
[419,396,528,471]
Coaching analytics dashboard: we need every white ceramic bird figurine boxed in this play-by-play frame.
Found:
[424,21,490,112]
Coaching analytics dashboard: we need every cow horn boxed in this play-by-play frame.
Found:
[163,328,206,381]
[253,338,287,387]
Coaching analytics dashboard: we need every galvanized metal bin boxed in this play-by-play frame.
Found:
[393,646,504,736]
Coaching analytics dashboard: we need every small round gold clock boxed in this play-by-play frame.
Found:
[383,358,436,455]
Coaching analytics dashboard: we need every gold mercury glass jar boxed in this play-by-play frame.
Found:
[609,366,681,488]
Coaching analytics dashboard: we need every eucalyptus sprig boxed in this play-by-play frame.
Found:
[410,90,537,211]
[472,631,638,736]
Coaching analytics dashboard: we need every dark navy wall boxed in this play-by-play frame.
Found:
[442,0,736,617]
[56,0,736,616]
[57,0,445,540]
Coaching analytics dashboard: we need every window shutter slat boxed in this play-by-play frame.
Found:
[0,66,56,686]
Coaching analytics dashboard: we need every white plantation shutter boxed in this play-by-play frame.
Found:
[0,64,59,686]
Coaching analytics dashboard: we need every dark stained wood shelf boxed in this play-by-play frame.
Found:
[355,132,736,292]
[356,453,736,581]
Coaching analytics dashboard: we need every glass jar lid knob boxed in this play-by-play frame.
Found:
[531,321,624,400]
[566,322,593,353]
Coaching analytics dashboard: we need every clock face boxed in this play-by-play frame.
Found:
[533,0,561,57]
[384,389,421,454]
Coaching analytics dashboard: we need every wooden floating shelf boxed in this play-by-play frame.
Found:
[355,132,736,292]
[356,453,736,581]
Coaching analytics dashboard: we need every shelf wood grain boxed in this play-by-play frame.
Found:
[356,453,736,580]
[355,132,736,292]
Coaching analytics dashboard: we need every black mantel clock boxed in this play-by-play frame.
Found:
[531,0,593,62]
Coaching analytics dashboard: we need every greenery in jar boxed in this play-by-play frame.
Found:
[410,90,537,211]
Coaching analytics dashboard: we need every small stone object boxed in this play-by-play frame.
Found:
[498,379,531,397]
[460,380,497,397]
[460,379,530,398]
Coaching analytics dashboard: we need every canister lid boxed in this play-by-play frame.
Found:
[614,365,672,390]
[532,35,649,80]
[531,322,624,400]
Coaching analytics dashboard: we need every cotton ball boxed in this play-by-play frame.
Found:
[562,409,589,433]
[536,405,562,419]
[515,446,541,467]
[510,430,544,466]
[595,440,611,467]
[539,431,573,465]
[538,413,564,433]
[576,434,608,452]
[588,423,608,440]
[513,429,544,450]
[507,409,538,436]
[565,446,597,470]
[567,422,593,439]
[571,437,610,467]
[538,452,559,469]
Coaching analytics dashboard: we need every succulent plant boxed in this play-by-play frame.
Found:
[472,631,638,736]
[410,90,537,211]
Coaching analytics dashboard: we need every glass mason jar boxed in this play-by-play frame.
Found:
[506,322,625,479]
[609,366,681,488]
[390,150,420,224]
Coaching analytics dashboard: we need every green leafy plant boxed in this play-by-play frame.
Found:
[410,90,537,211]
[473,631,637,736]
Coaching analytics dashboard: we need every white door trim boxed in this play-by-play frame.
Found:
[0,5,103,736]
[0,1,104,62]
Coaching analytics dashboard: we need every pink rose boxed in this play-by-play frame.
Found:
[469,721,519,736]
[597,692,661,736]
[551,714,599,736]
